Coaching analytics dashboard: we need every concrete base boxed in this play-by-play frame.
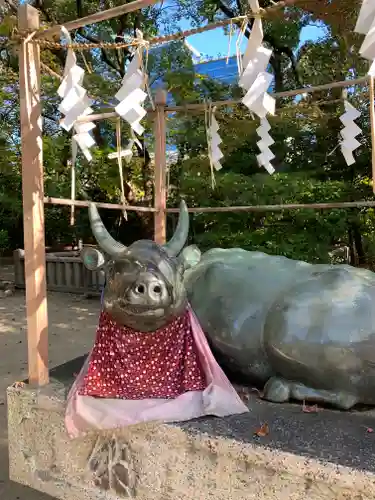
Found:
[7,356,375,500]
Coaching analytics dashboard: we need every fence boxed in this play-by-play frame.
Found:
[13,249,104,295]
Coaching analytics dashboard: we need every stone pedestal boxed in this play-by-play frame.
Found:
[7,356,375,499]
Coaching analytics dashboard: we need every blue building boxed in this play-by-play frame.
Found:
[193,53,274,93]
[149,42,239,95]
[193,56,239,85]
[147,47,241,160]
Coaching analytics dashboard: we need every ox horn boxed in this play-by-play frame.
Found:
[88,202,127,257]
[163,199,189,257]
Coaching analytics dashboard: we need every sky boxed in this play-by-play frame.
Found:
[178,21,327,59]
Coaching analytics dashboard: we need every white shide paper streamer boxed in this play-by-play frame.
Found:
[57,27,96,161]
[239,0,275,118]
[107,129,143,163]
[256,118,275,174]
[354,0,375,76]
[207,111,224,172]
[107,146,133,162]
[238,0,276,174]
[114,30,147,135]
[339,100,362,166]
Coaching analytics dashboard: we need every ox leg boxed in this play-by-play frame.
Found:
[263,377,359,410]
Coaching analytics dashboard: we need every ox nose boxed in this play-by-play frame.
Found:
[132,277,165,303]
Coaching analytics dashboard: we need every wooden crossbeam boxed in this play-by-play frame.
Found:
[44,198,375,213]
[44,197,157,212]
[72,76,369,123]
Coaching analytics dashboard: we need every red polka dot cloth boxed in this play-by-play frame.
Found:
[78,310,207,400]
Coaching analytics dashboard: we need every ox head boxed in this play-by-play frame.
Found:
[81,200,201,332]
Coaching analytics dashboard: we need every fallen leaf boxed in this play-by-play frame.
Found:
[250,387,264,398]
[302,401,319,413]
[234,385,251,402]
[234,385,264,400]
[254,422,269,437]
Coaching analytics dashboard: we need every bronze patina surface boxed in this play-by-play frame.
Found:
[83,200,375,410]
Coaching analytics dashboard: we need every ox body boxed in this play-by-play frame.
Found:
[82,200,375,410]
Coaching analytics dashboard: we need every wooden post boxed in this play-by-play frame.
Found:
[154,89,167,244]
[18,4,49,386]
[369,76,375,195]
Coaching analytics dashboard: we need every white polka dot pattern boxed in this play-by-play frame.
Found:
[78,310,207,399]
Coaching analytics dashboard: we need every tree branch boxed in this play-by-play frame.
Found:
[215,0,238,21]
[78,28,120,73]
[3,0,17,13]
[235,0,242,15]
[114,14,132,74]
[42,113,59,123]
[102,45,124,76]
[31,0,67,66]
[133,133,153,200]
[75,0,124,77]
[282,47,301,86]
[134,12,141,36]
[32,0,55,23]
[263,30,302,88]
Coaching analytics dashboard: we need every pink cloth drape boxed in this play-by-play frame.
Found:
[65,307,248,438]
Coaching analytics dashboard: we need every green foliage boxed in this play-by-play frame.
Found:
[0,230,10,253]
[169,166,356,262]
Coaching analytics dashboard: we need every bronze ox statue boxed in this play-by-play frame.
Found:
[82,200,375,410]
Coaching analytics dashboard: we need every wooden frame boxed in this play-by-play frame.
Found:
[19,4,49,386]
[75,75,370,123]
[18,0,163,386]
[154,89,168,243]
[17,0,374,386]
[369,76,375,194]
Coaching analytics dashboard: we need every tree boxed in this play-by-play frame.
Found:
[0,0,374,267]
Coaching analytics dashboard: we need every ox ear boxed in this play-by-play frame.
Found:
[179,245,201,271]
[81,246,106,271]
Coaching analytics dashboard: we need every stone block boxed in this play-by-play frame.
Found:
[7,356,375,499]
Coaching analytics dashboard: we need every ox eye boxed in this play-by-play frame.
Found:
[136,284,145,294]
[153,285,162,294]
